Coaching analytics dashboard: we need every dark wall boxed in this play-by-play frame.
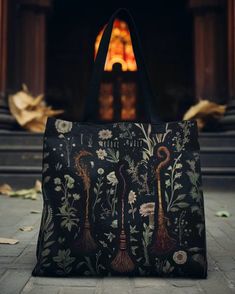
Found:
[46,1,194,121]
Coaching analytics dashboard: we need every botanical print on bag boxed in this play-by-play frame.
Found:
[33,119,207,278]
[74,150,97,253]
[111,164,135,273]
[34,204,55,274]
[151,146,176,254]
[54,175,80,232]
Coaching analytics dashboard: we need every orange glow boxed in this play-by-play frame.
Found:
[95,20,137,71]
[121,83,137,120]
[99,84,114,120]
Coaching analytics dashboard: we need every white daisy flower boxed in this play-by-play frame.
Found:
[55,119,72,134]
[98,129,112,140]
[96,149,107,160]
[128,190,137,204]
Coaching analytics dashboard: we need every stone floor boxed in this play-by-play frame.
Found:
[0,190,235,294]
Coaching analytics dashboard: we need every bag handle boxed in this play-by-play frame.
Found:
[82,8,161,123]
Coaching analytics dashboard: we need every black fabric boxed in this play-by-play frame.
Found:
[33,9,207,278]
[83,8,161,123]
[33,118,207,278]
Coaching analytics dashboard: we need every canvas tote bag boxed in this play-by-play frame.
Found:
[33,8,207,278]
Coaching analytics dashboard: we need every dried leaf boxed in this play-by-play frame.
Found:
[9,188,38,199]
[9,189,33,197]
[19,226,34,232]
[172,281,195,288]
[2,180,43,200]
[8,85,63,133]
[0,238,19,245]
[183,100,225,130]
[0,184,13,195]
[24,192,38,200]
[216,210,230,218]
[30,210,41,214]
[34,180,42,193]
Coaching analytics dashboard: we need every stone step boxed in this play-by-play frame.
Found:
[0,131,235,147]
[200,148,235,168]
[201,175,235,191]
[0,150,42,166]
[0,131,43,146]
[0,173,42,189]
[0,131,235,190]
[0,147,234,168]
[0,166,41,172]
[199,131,235,146]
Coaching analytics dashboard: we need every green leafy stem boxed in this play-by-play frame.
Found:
[165,154,189,212]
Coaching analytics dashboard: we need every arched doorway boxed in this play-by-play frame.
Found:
[46,1,194,122]
[95,19,138,121]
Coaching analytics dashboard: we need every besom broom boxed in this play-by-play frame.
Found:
[111,164,135,273]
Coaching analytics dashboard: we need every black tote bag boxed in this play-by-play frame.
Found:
[33,8,207,278]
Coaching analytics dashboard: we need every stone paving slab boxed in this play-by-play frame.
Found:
[0,191,235,293]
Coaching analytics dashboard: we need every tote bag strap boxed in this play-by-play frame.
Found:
[83,8,161,124]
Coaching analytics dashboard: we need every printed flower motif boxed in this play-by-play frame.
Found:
[55,119,72,134]
[55,186,61,192]
[53,249,75,266]
[106,171,118,186]
[100,240,108,248]
[173,250,187,265]
[176,163,182,169]
[97,168,104,175]
[139,202,155,217]
[139,202,155,228]
[98,129,112,140]
[73,193,80,200]
[96,149,107,160]
[128,190,137,204]
[104,232,115,242]
[54,177,61,185]
[128,190,137,219]
[64,174,75,189]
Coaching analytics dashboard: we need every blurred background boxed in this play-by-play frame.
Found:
[0,0,235,190]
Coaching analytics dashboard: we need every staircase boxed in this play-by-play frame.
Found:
[0,131,43,189]
[199,132,235,191]
[0,131,235,190]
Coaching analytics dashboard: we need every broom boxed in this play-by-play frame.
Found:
[75,150,97,253]
[111,164,135,273]
[151,146,176,254]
